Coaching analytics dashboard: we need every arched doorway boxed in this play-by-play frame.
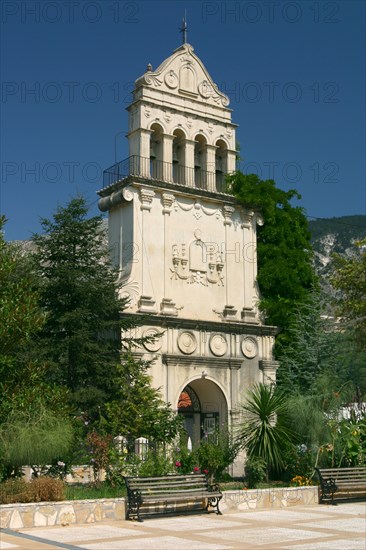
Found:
[177,378,228,448]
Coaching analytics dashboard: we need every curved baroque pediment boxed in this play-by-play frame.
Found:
[135,43,230,108]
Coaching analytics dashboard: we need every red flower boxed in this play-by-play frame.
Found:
[175,461,181,467]
[193,466,200,472]
[203,469,209,475]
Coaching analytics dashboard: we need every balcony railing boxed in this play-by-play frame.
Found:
[103,155,230,194]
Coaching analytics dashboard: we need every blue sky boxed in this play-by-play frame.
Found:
[1,0,365,240]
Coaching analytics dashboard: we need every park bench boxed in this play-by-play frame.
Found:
[124,474,223,521]
[316,467,366,504]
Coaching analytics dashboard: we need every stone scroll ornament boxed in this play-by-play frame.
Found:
[170,229,224,286]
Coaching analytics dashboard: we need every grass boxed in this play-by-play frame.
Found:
[62,480,293,501]
[65,483,126,500]
[65,480,303,500]
[1,479,311,504]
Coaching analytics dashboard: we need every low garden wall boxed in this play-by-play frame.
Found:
[0,498,126,529]
[0,486,319,529]
[220,486,319,512]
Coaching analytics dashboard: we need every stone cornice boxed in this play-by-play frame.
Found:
[162,354,243,369]
[120,312,278,337]
[259,360,280,370]
[98,176,262,216]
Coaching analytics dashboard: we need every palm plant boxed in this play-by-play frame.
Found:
[236,383,294,478]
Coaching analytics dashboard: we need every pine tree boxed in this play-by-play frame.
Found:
[32,197,132,418]
[277,289,341,393]
[331,238,366,352]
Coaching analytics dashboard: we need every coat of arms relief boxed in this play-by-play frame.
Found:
[170,229,224,287]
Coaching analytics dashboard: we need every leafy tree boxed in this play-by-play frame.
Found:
[236,383,294,477]
[32,197,137,419]
[106,352,182,446]
[0,216,65,417]
[0,215,45,381]
[0,408,73,476]
[331,237,366,352]
[283,376,366,473]
[227,173,315,353]
[277,288,348,394]
[0,216,74,479]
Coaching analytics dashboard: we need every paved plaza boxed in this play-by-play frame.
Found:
[1,502,365,550]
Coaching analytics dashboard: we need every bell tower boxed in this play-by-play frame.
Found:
[98,42,279,471]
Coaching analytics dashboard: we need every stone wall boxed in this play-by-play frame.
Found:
[0,498,125,529]
[221,486,319,512]
[1,487,319,529]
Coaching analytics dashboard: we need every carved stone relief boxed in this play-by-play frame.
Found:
[170,229,224,286]
[140,188,155,211]
[174,198,223,220]
[198,80,222,105]
[241,337,258,359]
[120,280,140,307]
[164,70,178,89]
[145,74,162,87]
[177,331,197,355]
[143,328,162,352]
[161,192,175,215]
[209,334,228,357]
[223,205,235,226]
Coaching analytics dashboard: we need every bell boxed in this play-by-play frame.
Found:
[150,142,157,160]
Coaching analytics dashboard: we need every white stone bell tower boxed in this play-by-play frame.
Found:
[98,41,279,473]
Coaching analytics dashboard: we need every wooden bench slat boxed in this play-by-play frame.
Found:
[128,480,207,487]
[127,475,206,482]
[316,467,366,504]
[143,493,221,502]
[124,474,223,521]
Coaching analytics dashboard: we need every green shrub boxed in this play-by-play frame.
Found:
[173,445,197,475]
[0,409,73,470]
[245,456,267,488]
[0,476,65,504]
[139,449,173,477]
[31,476,65,502]
[281,443,315,483]
[195,430,239,481]
[0,478,33,504]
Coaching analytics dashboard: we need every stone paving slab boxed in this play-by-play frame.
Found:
[281,540,366,550]
[83,535,229,549]
[0,502,365,550]
[226,510,331,521]
[22,525,146,543]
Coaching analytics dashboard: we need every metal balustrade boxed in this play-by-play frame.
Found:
[103,155,230,194]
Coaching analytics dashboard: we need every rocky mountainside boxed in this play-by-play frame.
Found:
[308,215,366,283]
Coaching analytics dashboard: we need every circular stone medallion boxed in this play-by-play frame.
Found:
[241,337,258,359]
[143,328,162,352]
[164,70,178,89]
[178,331,197,355]
[209,334,228,357]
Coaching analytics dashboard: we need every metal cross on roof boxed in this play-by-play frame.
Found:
[180,12,188,44]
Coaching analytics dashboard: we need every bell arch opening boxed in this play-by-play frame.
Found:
[215,139,228,191]
[194,134,207,189]
[172,129,186,185]
[150,123,164,178]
